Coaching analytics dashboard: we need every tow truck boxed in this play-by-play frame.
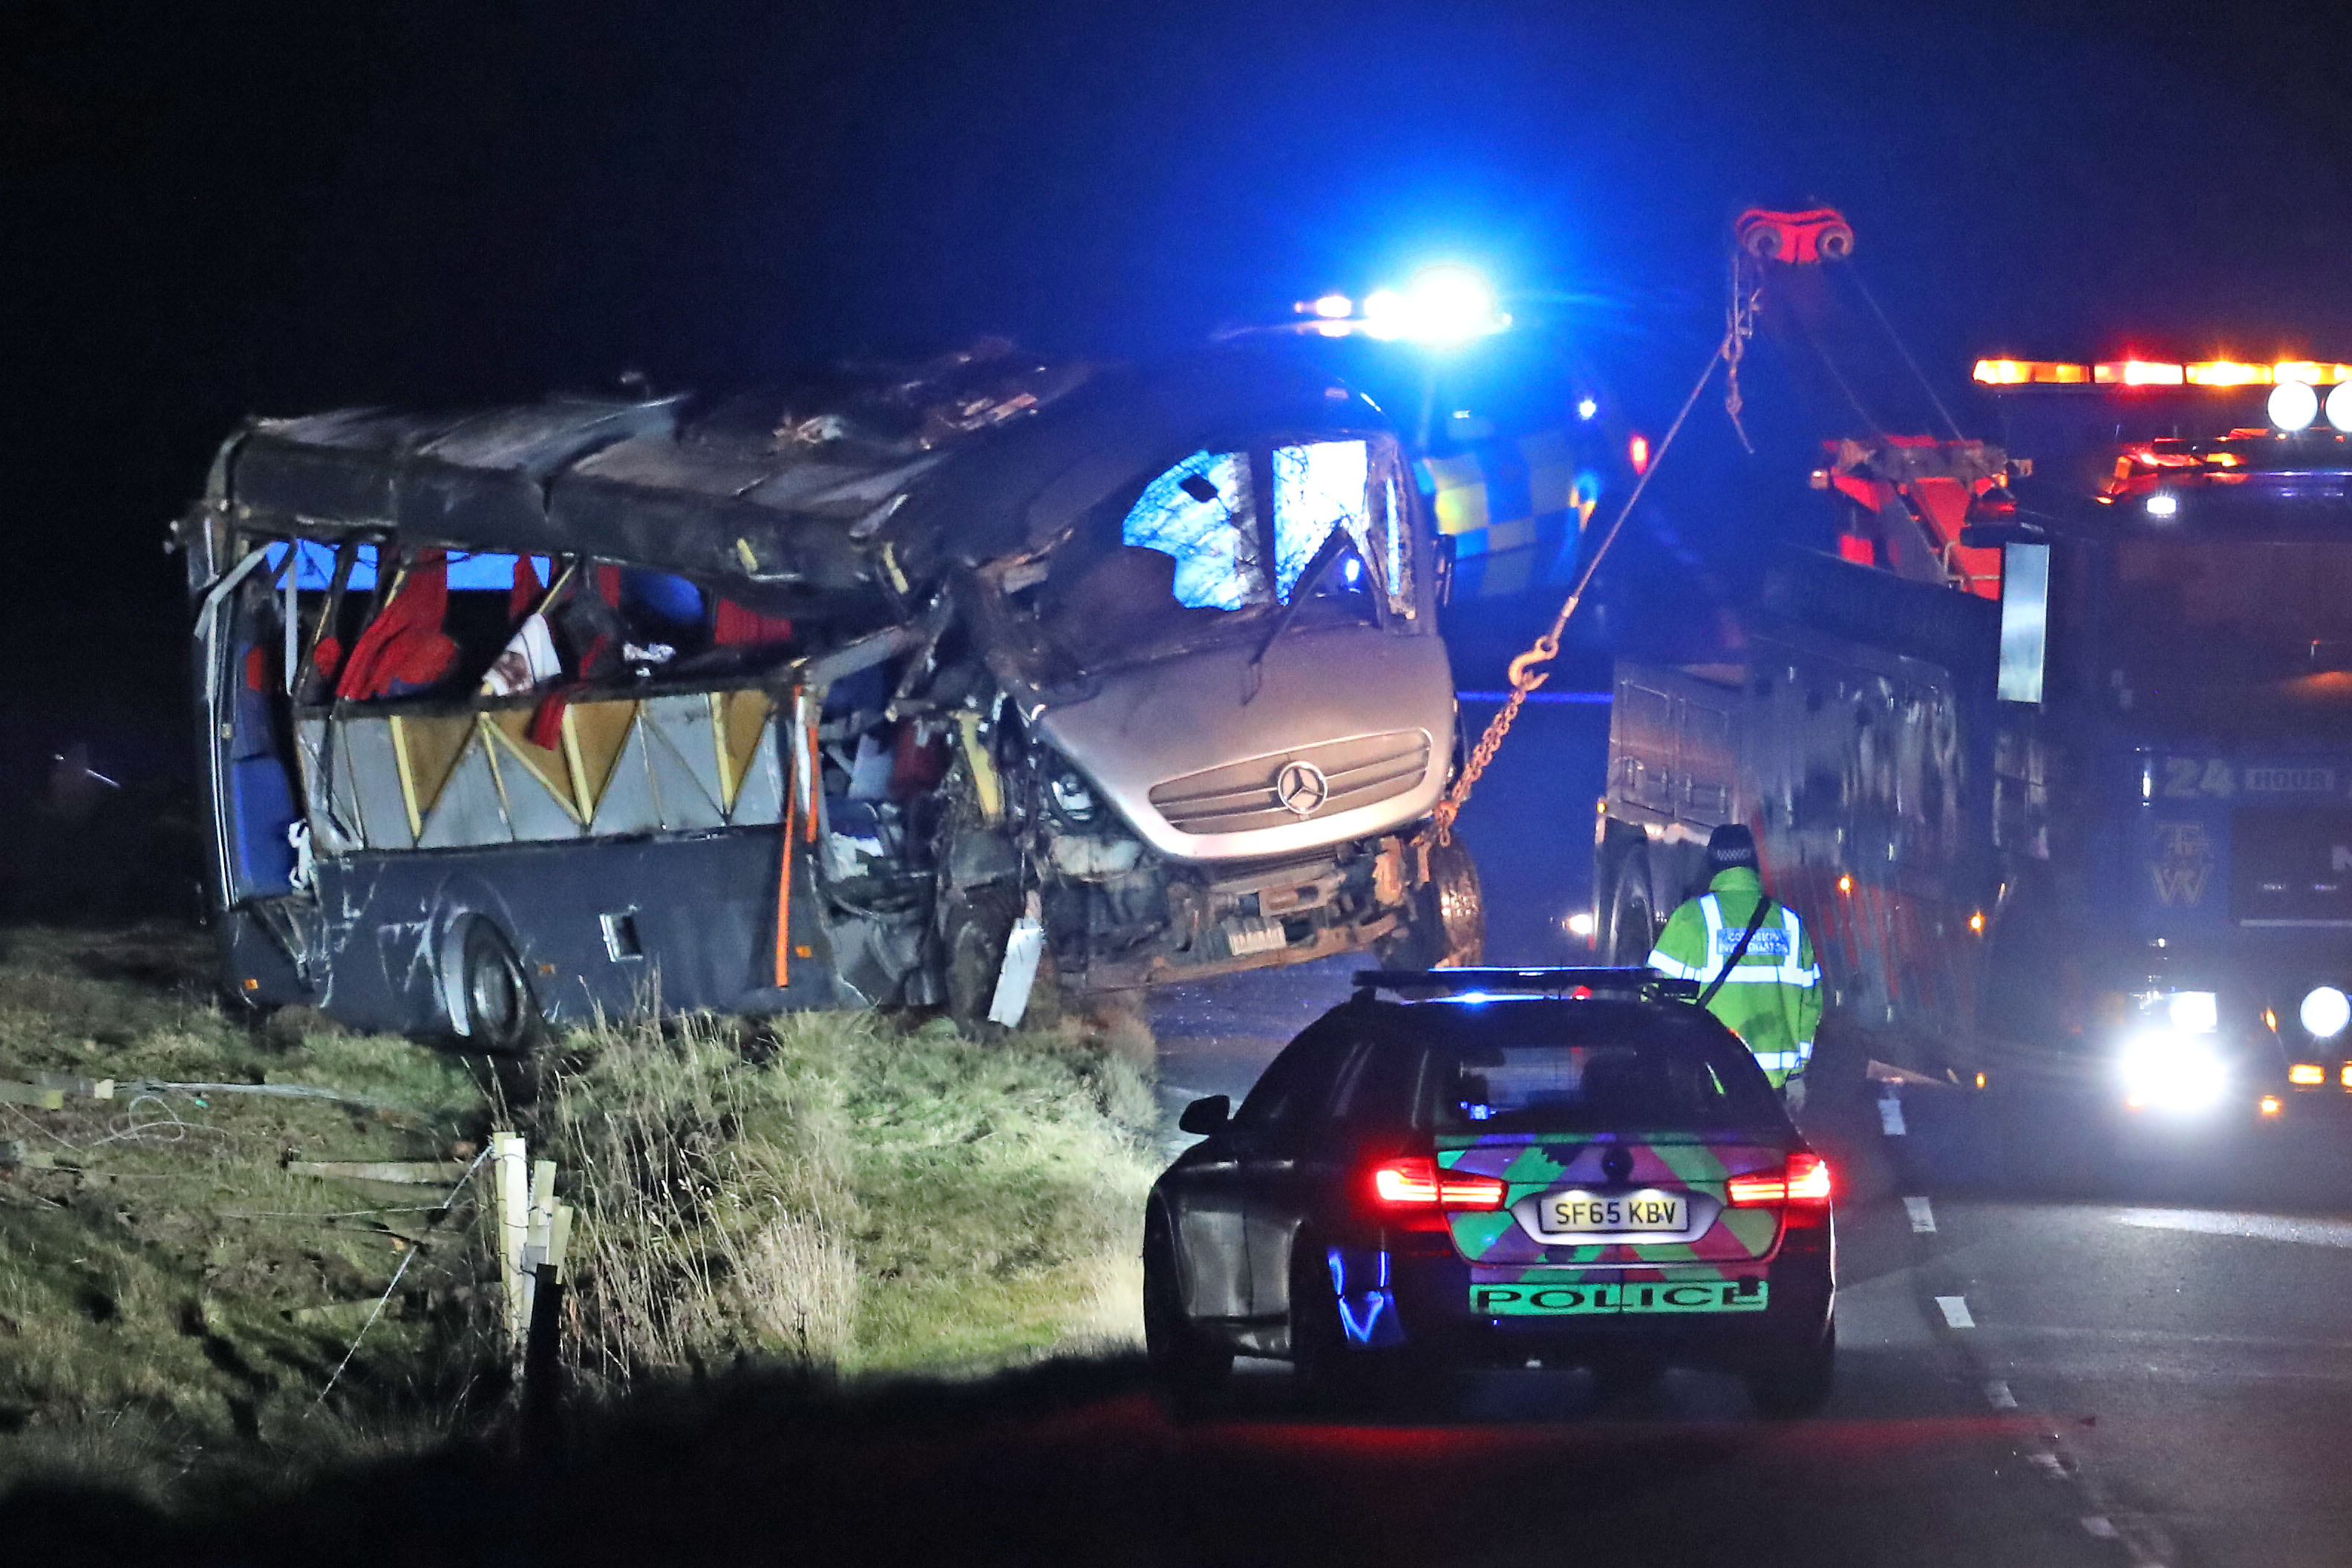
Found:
[1587,215,2352,1121]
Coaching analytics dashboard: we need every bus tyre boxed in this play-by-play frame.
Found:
[1377,836,1486,970]
[1745,1321,1836,1418]
[460,919,542,1056]
[941,885,1055,1033]
[1143,1207,1229,1418]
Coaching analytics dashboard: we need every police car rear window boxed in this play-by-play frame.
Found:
[1421,1008,1777,1133]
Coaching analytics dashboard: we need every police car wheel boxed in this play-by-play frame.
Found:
[1745,1320,1836,1418]
[1287,1235,1356,1406]
[460,919,541,1056]
[1143,1209,1229,1414]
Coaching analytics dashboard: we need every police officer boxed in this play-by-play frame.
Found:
[1647,825,1822,1108]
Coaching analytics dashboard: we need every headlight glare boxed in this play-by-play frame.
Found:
[2302,986,2351,1039]
[2117,1029,2227,1112]
[2166,990,2218,1033]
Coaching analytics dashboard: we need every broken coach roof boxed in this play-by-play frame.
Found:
[209,344,1379,601]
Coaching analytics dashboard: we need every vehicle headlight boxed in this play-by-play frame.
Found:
[2166,990,2218,1033]
[2117,1029,2227,1111]
[2271,380,2319,432]
[2302,985,2351,1039]
[1048,768,1097,824]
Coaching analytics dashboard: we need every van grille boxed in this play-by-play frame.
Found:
[1148,730,1432,835]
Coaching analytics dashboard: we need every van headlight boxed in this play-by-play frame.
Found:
[2118,1030,2227,1111]
[2301,985,2350,1039]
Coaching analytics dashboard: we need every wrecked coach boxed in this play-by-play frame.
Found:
[180,347,1483,1044]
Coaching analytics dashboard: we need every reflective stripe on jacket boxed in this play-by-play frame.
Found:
[1647,866,1822,1086]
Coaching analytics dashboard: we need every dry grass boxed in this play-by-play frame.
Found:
[538,1004,1160,1388]
[0,926,1163,1512]
[0,927,501,1508]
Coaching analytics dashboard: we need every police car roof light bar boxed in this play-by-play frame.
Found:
[1351,967,1700,1002]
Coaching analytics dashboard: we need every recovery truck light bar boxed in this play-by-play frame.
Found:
[1975,358,2352,388]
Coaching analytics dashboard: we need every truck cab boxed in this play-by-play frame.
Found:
[1594,353,2352,1119]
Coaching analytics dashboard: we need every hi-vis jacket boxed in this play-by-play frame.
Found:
[1647,866,1822,1085]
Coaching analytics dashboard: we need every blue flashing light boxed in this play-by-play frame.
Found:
[1456,689,1613,706]
[1360,264,1509,347]
[1577,396,1599,421]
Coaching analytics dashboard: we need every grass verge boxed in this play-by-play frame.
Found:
[0,926,1161,1512]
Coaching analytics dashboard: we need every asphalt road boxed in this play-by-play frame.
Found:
[1140,693,2352,1567]
[59,936,2351,1568]
[37,719,2352,1568]
[1137,948,2352,1568]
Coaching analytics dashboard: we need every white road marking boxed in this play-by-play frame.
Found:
[2081,1516,2118,1539]
[1878,1094,1907,1136]
[1935,1294,1975,1328]
[2029,1451,2068,1477]
[1983,1379,2016,1409]
[2117,1207,2352,1249]
[1904,1195,1937,1232]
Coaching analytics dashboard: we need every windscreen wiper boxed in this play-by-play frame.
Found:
[1250,524,1361,670]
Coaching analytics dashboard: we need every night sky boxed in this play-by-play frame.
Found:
[9,0,2352,798]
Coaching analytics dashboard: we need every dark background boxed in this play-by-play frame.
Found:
[9,0,2352,814]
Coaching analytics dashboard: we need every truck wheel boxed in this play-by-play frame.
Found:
[1143,1207,1229,1418]
[1608,863,1657,966]
[1745,1321,1835,1418]
[1377,837,1486,970]
[460,918,542,1056]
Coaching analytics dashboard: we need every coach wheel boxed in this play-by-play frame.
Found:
[460,918,541,1056]
[941,884,1057,1033]
[1143,1207,1230,1417]
[1745,1320,1836,1418]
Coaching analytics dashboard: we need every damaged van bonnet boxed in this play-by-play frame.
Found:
[184,344,1481,1045]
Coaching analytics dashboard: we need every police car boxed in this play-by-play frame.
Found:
[1142,968,1837,1415]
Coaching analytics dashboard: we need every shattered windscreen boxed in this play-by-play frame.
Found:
[1023,434,1415,670]
[1121,451,1267,611]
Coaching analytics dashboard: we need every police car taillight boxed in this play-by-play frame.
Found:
[1727,1152,1832,1206]
[1370,1157,1506,1210]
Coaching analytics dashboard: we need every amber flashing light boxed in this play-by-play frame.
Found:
[1984,357,2352,389]
[2186,361,2273,386]
[1973,359,2090,385]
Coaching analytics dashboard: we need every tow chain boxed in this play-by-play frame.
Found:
[1430,327,1737,845]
